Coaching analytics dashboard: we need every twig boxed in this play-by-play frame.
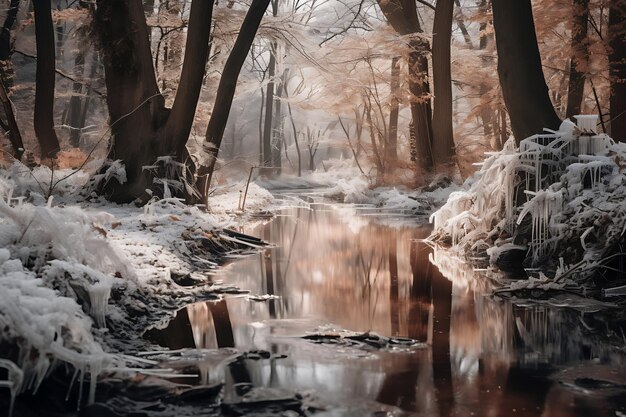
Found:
[13,50,105,97]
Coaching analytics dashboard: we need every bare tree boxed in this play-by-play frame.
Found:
[196,0,272,204]
[92,0,214,202]
[34,0,61,158]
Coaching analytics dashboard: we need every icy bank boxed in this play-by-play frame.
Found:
[0,176,125,413]
[430,116,626,289]
[0,162,275,414]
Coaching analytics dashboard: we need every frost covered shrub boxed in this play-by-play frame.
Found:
[430,118,626,285]
[0,174,134,410]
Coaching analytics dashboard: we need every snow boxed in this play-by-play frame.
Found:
[430,115,626,287]
[0,160,278,414]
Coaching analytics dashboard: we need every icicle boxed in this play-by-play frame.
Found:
[574,114,598,134]
[88,282,111,328]
[87,359,102,405]
[77,364,85,410]
[65,367,80,401]
[0,359,23,417]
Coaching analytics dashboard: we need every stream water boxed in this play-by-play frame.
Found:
[146,200,626,417]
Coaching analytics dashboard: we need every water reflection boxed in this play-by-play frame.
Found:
[146,203,625,416]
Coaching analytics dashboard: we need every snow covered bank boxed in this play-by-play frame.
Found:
[430,116,626,292]
[0,163,275,414]
[257,159,459,215]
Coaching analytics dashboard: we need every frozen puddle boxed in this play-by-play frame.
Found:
[140,203,626,416]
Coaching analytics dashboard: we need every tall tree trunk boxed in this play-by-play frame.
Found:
[0,0,19,60]
[196,0,271,204]
[34,0,61,159]
[431,0,455,166]
[262,41,276,169]
[271,71,283,172]
[566,0,590,118]
[94,0,168,201]
[478,0,496,139]
[387,56,400,165]
[165,0,214,158]
[285,81,302,177]
[94,0,213,203]
[376,0,434,170]
[65,46,86,147]
[0,76,23,159]
[609,0,626,141]
[492,0,561,142]
[408,38,434,170]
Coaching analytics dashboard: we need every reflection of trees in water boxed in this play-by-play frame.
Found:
[154,207,624,416]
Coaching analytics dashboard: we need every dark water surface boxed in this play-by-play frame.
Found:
[147,203,626,416]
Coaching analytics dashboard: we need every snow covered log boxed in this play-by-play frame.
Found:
[430,115,626,287]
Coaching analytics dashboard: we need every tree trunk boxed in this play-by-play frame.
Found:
[478,0,496,139]
[376,0,434,170]
[94,0,168,201]
[408,38,434,170]
[431,0,455,166]
[492,0,561,142]
[566,0,589,119]
[34,0,61,159]
[609,0,626,141]
[387,56,400,164]
[94,0,213,203]
[0,76,23,159]
[285,81,302,177]
[271,71,283,172]
[165,0,214,158]
[196,0,271,204]
[262,41,276,169]
[65,45,86,147]
[0,0,19,60]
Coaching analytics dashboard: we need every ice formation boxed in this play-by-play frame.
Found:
[0,176,132,414]
[430,115,626,284]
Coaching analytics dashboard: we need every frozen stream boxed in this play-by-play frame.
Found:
[145,201,626,417]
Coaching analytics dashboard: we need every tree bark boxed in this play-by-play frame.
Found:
[0,0,19,60]
[197,0,271,204]
[387,56,400,164]
[376,0,434,170]
[0,76,23,160]
[478,0,496,139]
[271,72,284,172]
[408,37,434,170]
[609,0,626,141]
[94,0,214,203]
[566,0,589,118]
[165,0,214,158]
[34,0,61,159]
[262,41,276,169]
[492,0,561,142]
[94,0,168,201]
[65,45,86,147]
[431,0,455,166]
